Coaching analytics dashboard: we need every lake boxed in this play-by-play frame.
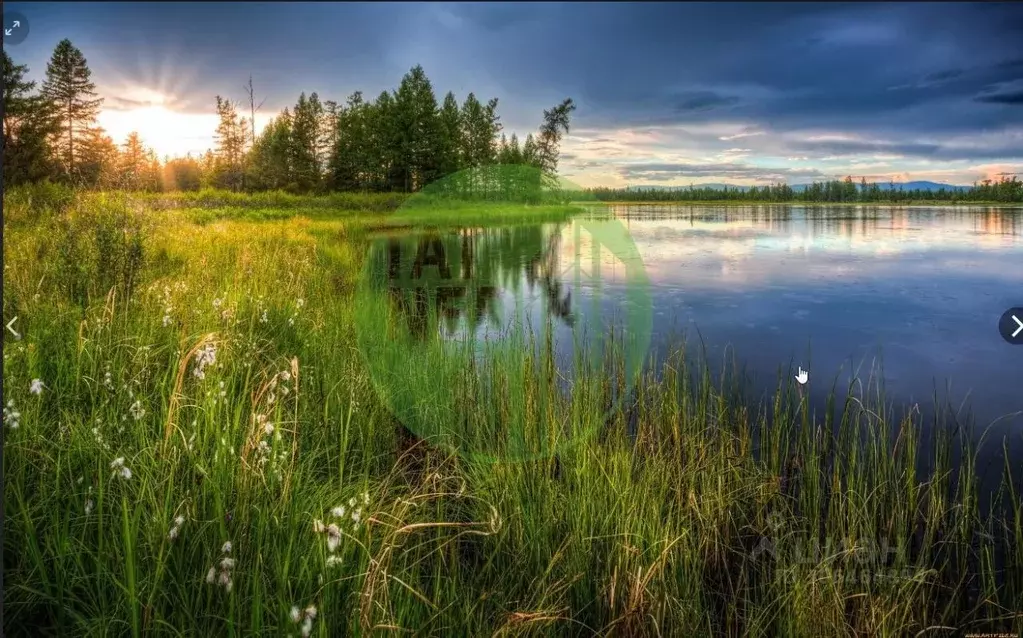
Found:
[363,204,1023,494]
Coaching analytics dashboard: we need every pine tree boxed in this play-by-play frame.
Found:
[213,95,246,190]
[290,92,323,192]
[508,133,523,164]
[41,39,104,179]
[329,92,367,191]
[437,91,462,179]
[76,127,119,189]
[370,90,401,191]
[249,109,294,191]
[522,133,538,167]
[118,132,148,190]
[392,65,442,191]
[198,150,217,189]
[497,133,510,163]
[535,98,576,180]
[2,51,58,184]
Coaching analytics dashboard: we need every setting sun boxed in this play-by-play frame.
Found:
[97,100,219,159]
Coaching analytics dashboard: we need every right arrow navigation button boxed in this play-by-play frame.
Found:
[998,307,1023,345]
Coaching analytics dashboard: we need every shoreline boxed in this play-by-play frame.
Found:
[591,200,1023,207]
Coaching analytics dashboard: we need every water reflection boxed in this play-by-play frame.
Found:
[363,206,1022,485]
[369,224,576,341]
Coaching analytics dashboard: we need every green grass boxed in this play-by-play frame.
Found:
[3,187,1021,637]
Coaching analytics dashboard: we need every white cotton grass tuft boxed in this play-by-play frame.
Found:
[289,603,318,637]
[29,379,44,395]
[168,515,186,541]
[4,400,21,429]
[325,523,341,552]
[313,517,344,553]
[192,343,218,380]
[129,400,146,421]
[110,456,133,480]
[207,541,235,592]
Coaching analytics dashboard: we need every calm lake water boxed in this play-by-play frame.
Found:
[367,204,1023,493]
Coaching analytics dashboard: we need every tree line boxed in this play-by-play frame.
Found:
[2,39,576,197]
[589,174,1023,203]
[5,39,1020,203]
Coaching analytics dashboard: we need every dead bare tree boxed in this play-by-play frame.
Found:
[242,75,267,147]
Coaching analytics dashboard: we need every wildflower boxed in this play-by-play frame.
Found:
[331,505,346,518]
[260,310,268,323]
[3,401,21,429]
[213,298,223,309]
[168,515,186,541]
[326,555,343,567]
[279,370,291,382]
[312,518,342,552]
[110,457,133,480]
[162,314,172,327]
[326,524,341,552]
[362,491,370,505]
[207,541,235,592]
[263,422,274,436]
[85,499,94,515]
[104,370,115,390]
[192,343,218,380]
[129,400,146,421]
[296,298,305,309]
[29,379,44,395]
[290,604,317,638]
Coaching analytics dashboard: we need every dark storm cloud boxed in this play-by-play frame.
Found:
[786,139,1023,161]
[673,91,741,113]
[975,91,1023,105]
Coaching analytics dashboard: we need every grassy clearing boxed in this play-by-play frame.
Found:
[3,187,1021,636]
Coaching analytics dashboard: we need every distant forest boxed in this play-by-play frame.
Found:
[4,39,1021,203]
[589,177,1023,204]
[3,39,575,195]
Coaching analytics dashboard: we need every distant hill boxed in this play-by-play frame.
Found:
[626,181,970,193]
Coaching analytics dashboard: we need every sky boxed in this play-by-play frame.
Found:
[6,2,1023,187]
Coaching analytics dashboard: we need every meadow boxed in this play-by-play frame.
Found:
[2,184,1021,637]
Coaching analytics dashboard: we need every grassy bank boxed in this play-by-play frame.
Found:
[3,187,1021,636]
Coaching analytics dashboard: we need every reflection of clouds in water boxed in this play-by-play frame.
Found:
[631,209,1023,290]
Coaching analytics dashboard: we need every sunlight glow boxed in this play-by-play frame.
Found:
[98,104,219,159]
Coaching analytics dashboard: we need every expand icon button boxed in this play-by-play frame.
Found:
[998,307,1023,345]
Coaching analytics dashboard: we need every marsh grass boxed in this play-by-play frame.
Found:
[3,188,1021,636]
